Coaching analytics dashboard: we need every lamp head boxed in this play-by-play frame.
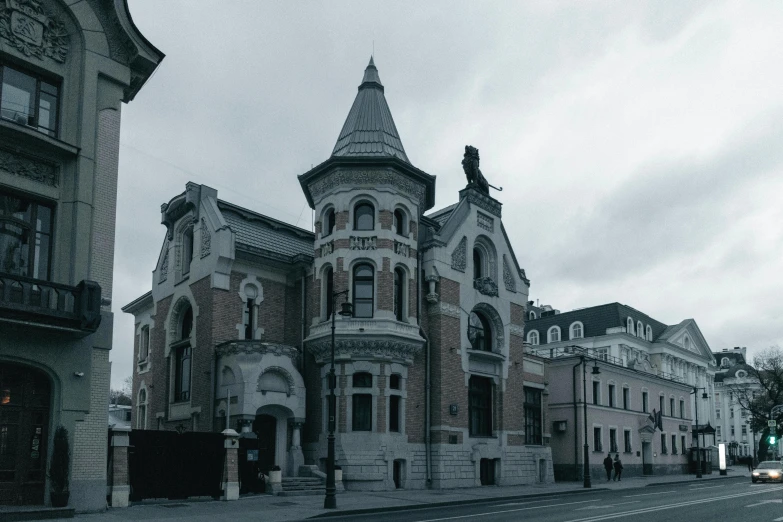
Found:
[591,361,601,375]
[339,301,354,317]
[701,392,708,399]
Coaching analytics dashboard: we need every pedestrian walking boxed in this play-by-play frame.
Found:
[613,454,623,481]
[747,457,753,472]
[603,454,613,481]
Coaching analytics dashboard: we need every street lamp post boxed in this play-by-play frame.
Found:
[691,387,708,478]
[571,348,600,489]
[324,289,352,510]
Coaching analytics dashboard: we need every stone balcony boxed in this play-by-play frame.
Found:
[305,317,424,365]
[0,272,101,335]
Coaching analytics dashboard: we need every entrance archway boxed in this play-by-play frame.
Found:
[253,414,276,474]
[0,363,51,505]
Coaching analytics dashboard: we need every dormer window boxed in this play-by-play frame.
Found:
[527,330,539,346]
[637,321,643,339]
[721,357,730,368]
[570,322,583,340]
[626,317,634,335]
[646,325,653,341]
[1,64,59,137]
[529,311,536,320]
[548,326,560,343]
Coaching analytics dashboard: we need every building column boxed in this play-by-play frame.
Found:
[288,420,305,476]
[109,427,131,507]
[222,429,240,500]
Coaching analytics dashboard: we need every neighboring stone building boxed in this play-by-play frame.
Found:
[0,0,162,510]
[526,302,717,479]
[713,347,759,461]
[124,58,554,492]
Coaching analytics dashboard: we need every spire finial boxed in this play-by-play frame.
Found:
[368,55,375,67]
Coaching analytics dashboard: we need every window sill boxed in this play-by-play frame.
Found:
[466,349,505,362]
[0,119,78,158]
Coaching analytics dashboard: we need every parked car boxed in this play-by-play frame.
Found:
[752,461,783,483]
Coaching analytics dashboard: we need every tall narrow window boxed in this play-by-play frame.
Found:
[394,209,406,236]
[608,384,615,407]
[139,326,150,361]
[610,428,618,453]
[324,208,335,237]
[624,430,632,453]
[646,325,652,341]
[353,264,374,318]
[626,317,634,335]
[182,226,194,275]
[670,398,675,417]
[592,381,600,405]
[681,435,686,453]
[389,395,400,432]
[524,387,542,445]
[137,389,147,429]
[594,427,602,451]
[661,433,667,454]
[354,203,374,230]
[642,391,649,413]
[671,434,677,454]
[174,306,193,402]
[659,396,664,415]
[637,321,644,338]
[473,248,482,279]
[469,376,493,437]
[394,267,405,321]
[468,311,492,352]
[0,64,59,136]
[680,399,685,418]
[352,372,372,432]
[623,388,629,410]
[0,190,54,280]
[325,267,334,319]
[244,299,255,340]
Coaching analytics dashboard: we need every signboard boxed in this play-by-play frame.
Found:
[769,420,777,428]
[246,449,259,462]
[718,443,726,471]
[679,424,689,432]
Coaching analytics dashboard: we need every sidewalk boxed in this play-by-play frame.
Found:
[73,469,749,522]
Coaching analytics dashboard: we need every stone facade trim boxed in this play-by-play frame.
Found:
[451,236,467,272]
[0,148,58,187]
[0,0,69,63]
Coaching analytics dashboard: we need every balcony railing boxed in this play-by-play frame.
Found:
[0,272,101,334]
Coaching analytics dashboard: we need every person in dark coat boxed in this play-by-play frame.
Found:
[603,454,613,481]
[613,454,623,481]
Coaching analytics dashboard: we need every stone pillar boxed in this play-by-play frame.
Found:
[109,427,131,507]
[222,428,240,501]
[287,420,305,476]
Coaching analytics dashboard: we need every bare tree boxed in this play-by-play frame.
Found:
[727,346,783,459]
[109,375,133,406]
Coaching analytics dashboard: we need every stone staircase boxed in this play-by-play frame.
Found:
[279,476,325,496]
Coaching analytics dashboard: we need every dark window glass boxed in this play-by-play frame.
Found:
[139,326,150,361]
[325,267,334,319]
[324,209,335,236]
[353,264,374,318]
[182,227,193,275]
[670,398,675,417]
[661,433,667,454]
[352,394,371,431]
[608,385,615,407]
[394,268,404,321]
[680,400,685,418]
[624,431,632,453]
[468,311,492,352]
[0,191,54,280]
[389,395,400,432]
[681,435,686,453]
[642,392,648,413]
[180,306,193,340]
[389,374,401,390]
[659,396,664,415]
[394,209,405,236]
[244,298,254,340]
[0,65,59,137]
[672,434,677,454]
[592,381,600,405]
[469,376,492,437]
[353,372,372,388]
[610,428,618,453]
[354,203,374,230]
[175,344,191,402]
[473,248,482,279]
[524,387,542,445]
[623,388,629,410]
[593,427,602,451]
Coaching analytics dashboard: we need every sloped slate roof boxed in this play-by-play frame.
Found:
[218,201,314,260]
[427,203,458,226]
[331,57,410,163]
[526,303,668,341]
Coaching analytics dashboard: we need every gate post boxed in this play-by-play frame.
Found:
[222,429,240,501]
[109,427,131,507]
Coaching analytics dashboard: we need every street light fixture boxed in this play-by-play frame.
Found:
[567,346,600,488]
[690,387,709,478]
[324,289,353,510]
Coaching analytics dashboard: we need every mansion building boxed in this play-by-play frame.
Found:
[525,302,717,479]
[712,347,759,460]
[124,59,554,491]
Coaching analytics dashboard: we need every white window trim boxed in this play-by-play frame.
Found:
[626,317,634,335]
[637,321,644,339]
[547,326,561,343]
[569,321,584,340]
[236,275,265,339]
[527,330,539,346]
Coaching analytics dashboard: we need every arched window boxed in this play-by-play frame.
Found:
[626,317,634,335]
[473,248,483,279]
[394,267,405,321]
[570,322,583,340]
[394,209,406,236]
[324,267,334,319]
[243,284,258,340]
[137,388,147,429]
[182,225,194,275]
[548,326,560,343]
[527,330,539,346]
[721,357,730,368]
[354,203,374,231]
[529,311,536,320]
[646,325,652,341]
[468,311,493,352]
[324,208,336,237]
[175,305,193,402]
[637,321,644,339]
[353,264,374,318]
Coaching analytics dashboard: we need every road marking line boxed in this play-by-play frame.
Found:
[773,517,783,521]
[745,499,782,507]
[415,498,601,522]
[562,486,783,522]
[623,490,676,498]
[577,501,640,510]
[688,485,725,490]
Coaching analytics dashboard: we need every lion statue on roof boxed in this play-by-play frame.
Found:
[462,145,489,194]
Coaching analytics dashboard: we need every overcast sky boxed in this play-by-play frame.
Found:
[111,1,783,389]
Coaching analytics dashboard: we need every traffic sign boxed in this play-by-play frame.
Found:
[769,420,777,428]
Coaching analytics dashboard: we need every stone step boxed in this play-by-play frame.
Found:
[278,488,326,497]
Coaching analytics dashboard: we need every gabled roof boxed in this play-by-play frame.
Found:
[427,203,458,226]
[331,57,410,163]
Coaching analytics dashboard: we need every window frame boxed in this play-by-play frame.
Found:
[469,376,493,437]
[593,426,602,452]
[527,330,539,346]
[524,387,542,445]
[468,311,493,352]
[592,380,601,406]
[0,189,55,280]
[642,391,649,413]
[624,430,632,453]
[352,263,374,318]
[393,208,407,236]
[622,387,630,410]
[570,321,583,340]
[182,225,194,276]
[473,247,483,279]
[393,267,405,322]
[324,266,334,319]
[323,207,336,237]
[0,63,60,137]
[547,326,560,343]
[139,325,150,362]
[352,372,373,432]
[136,388,147,429]
[353,202,375,231]
[610,428,618,453]
[608,384,616,408]
[637,321,644,338]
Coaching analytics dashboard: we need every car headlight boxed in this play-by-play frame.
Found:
[753,472,760,476]
[769,472,780,477]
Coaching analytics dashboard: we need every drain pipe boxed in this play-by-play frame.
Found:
[572,359,581,481]
[301,270,307,376]
[417,249,432,487]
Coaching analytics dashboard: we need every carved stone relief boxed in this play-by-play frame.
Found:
[320,240,333,257]
[0,149,57,187]
[394,241,409,257]
[350,236,376,250]
[477,212,494,233]
[451,236,467,272]
[159,246,169,283]
[459,187,502,218]
[308,169,427,206]
[473,276,498,297]
[307,338,423,365]
[200,218,211,258]
[503,256,516,293]
[0,0,69,63]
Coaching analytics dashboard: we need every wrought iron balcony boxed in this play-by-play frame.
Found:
[0,272,101,334]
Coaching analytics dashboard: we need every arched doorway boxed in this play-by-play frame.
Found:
[253,414,276,475]
[0,363,51,505]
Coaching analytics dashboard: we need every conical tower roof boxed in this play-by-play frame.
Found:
[331,57,410,163]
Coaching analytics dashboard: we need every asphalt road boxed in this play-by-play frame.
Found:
[327,477,783,522]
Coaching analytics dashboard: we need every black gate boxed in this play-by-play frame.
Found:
[128,430,225,501]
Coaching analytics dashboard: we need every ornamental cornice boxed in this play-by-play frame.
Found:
[0,148,57,186]
[0,0,69,63]
[307,338,423,366]
[216,341,300,365]
[458,187,502,218]
[428,301,460,319]
[308,169,427,206]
